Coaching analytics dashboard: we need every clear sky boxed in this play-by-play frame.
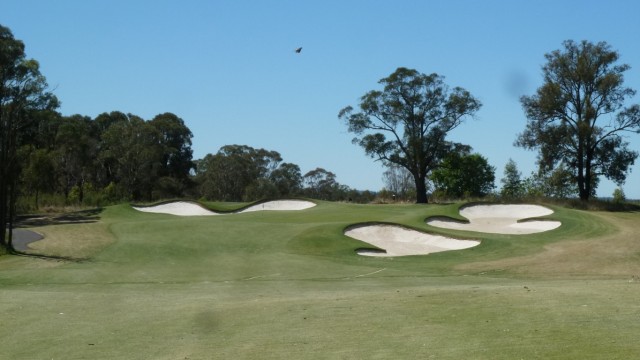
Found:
[3,0,640,199]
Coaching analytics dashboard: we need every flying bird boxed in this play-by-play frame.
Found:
[295,47,302,53]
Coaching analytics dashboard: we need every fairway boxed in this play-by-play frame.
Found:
[2,201,640,359]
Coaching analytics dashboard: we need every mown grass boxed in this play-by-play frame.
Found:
[1,201,640,359]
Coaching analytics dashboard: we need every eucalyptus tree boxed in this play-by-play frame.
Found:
[516,40,640,201]
[21,148,55,207]
[339,67,481,203]
[303,167,339,201]
[269,162,303,197]
[148,113,194,198]
[0,24,58,251]
[196,145,282,201]
[92,111,130,189]
[54,114,95,202]
[149,112,194,180]
[99,114,164,200]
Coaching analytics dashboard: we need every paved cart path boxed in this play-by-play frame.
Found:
[11,229,44,251]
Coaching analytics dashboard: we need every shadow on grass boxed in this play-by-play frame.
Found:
[14,208,103,227]
[9,249,88,262]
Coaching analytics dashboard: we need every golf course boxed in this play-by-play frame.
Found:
[2,200,640,359]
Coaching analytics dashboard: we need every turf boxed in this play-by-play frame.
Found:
[1,201,639,359]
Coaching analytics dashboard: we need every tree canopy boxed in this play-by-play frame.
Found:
[339,67,481,203]
[193,146,361,202]
[516,40,640,201]
[0,25,58,251]
[500,159,524,199]
[195,145,283,201]
[431,147,495,199]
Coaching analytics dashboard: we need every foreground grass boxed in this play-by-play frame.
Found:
[1,201,639,359]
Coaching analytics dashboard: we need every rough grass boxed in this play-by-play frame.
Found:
[1,201,640,359]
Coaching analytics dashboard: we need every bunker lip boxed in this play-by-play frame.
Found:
[345,223,480,257]
[426,204,561,234]
[132,200,316,216]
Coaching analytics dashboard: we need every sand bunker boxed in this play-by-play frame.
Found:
[133,201,217,216]
[345,224,480,257]
[240,200,316,212]
[426,204,561,234]
[132,200,316,216]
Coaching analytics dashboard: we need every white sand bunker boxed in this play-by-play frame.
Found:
[133,201,216,216]
[426,204,561,235]
[345,224,480,257]
[241,200,316,212]
[133,200,316,216]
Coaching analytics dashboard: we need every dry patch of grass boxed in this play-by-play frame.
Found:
[16,209,115,260]
[26,222,115,259]
[456,211,640,278]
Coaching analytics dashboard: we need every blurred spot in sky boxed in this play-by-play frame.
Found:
[504,69,531,100]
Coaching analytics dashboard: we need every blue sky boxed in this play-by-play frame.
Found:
[3,0,640,199]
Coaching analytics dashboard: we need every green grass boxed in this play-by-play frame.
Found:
[1,201,640,359]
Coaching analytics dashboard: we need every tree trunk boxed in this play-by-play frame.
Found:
[577,160,592,201]
[78,179,84,205]
[0,183,6,249]
[584,152,593,201]
[578,183,589,200]
[576,139,589,201]
[415,175,428,204]
[7,202,14,253]
[578,183,589,201]
[0,145,8,250]
[7,177,16,252]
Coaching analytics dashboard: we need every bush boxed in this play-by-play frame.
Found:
[613,188,626,204]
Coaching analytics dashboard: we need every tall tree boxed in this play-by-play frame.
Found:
[148,113,194,198]
[149,112,194,180]
[0,25,58,251]
[269,162,303,197]
[21,148,55,207]
[339,67,481,203]
[92,111,129,189]
[99,114,163,200]
[516,40,640,201]
[53,115,95,202]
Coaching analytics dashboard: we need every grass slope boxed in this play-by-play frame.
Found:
[1,201,640,359]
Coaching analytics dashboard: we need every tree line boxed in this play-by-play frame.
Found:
[0,25,371,252]
[194,144,373,202]
[3,21,640,250]
[18,111,195,205]
[1,102,371,251]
